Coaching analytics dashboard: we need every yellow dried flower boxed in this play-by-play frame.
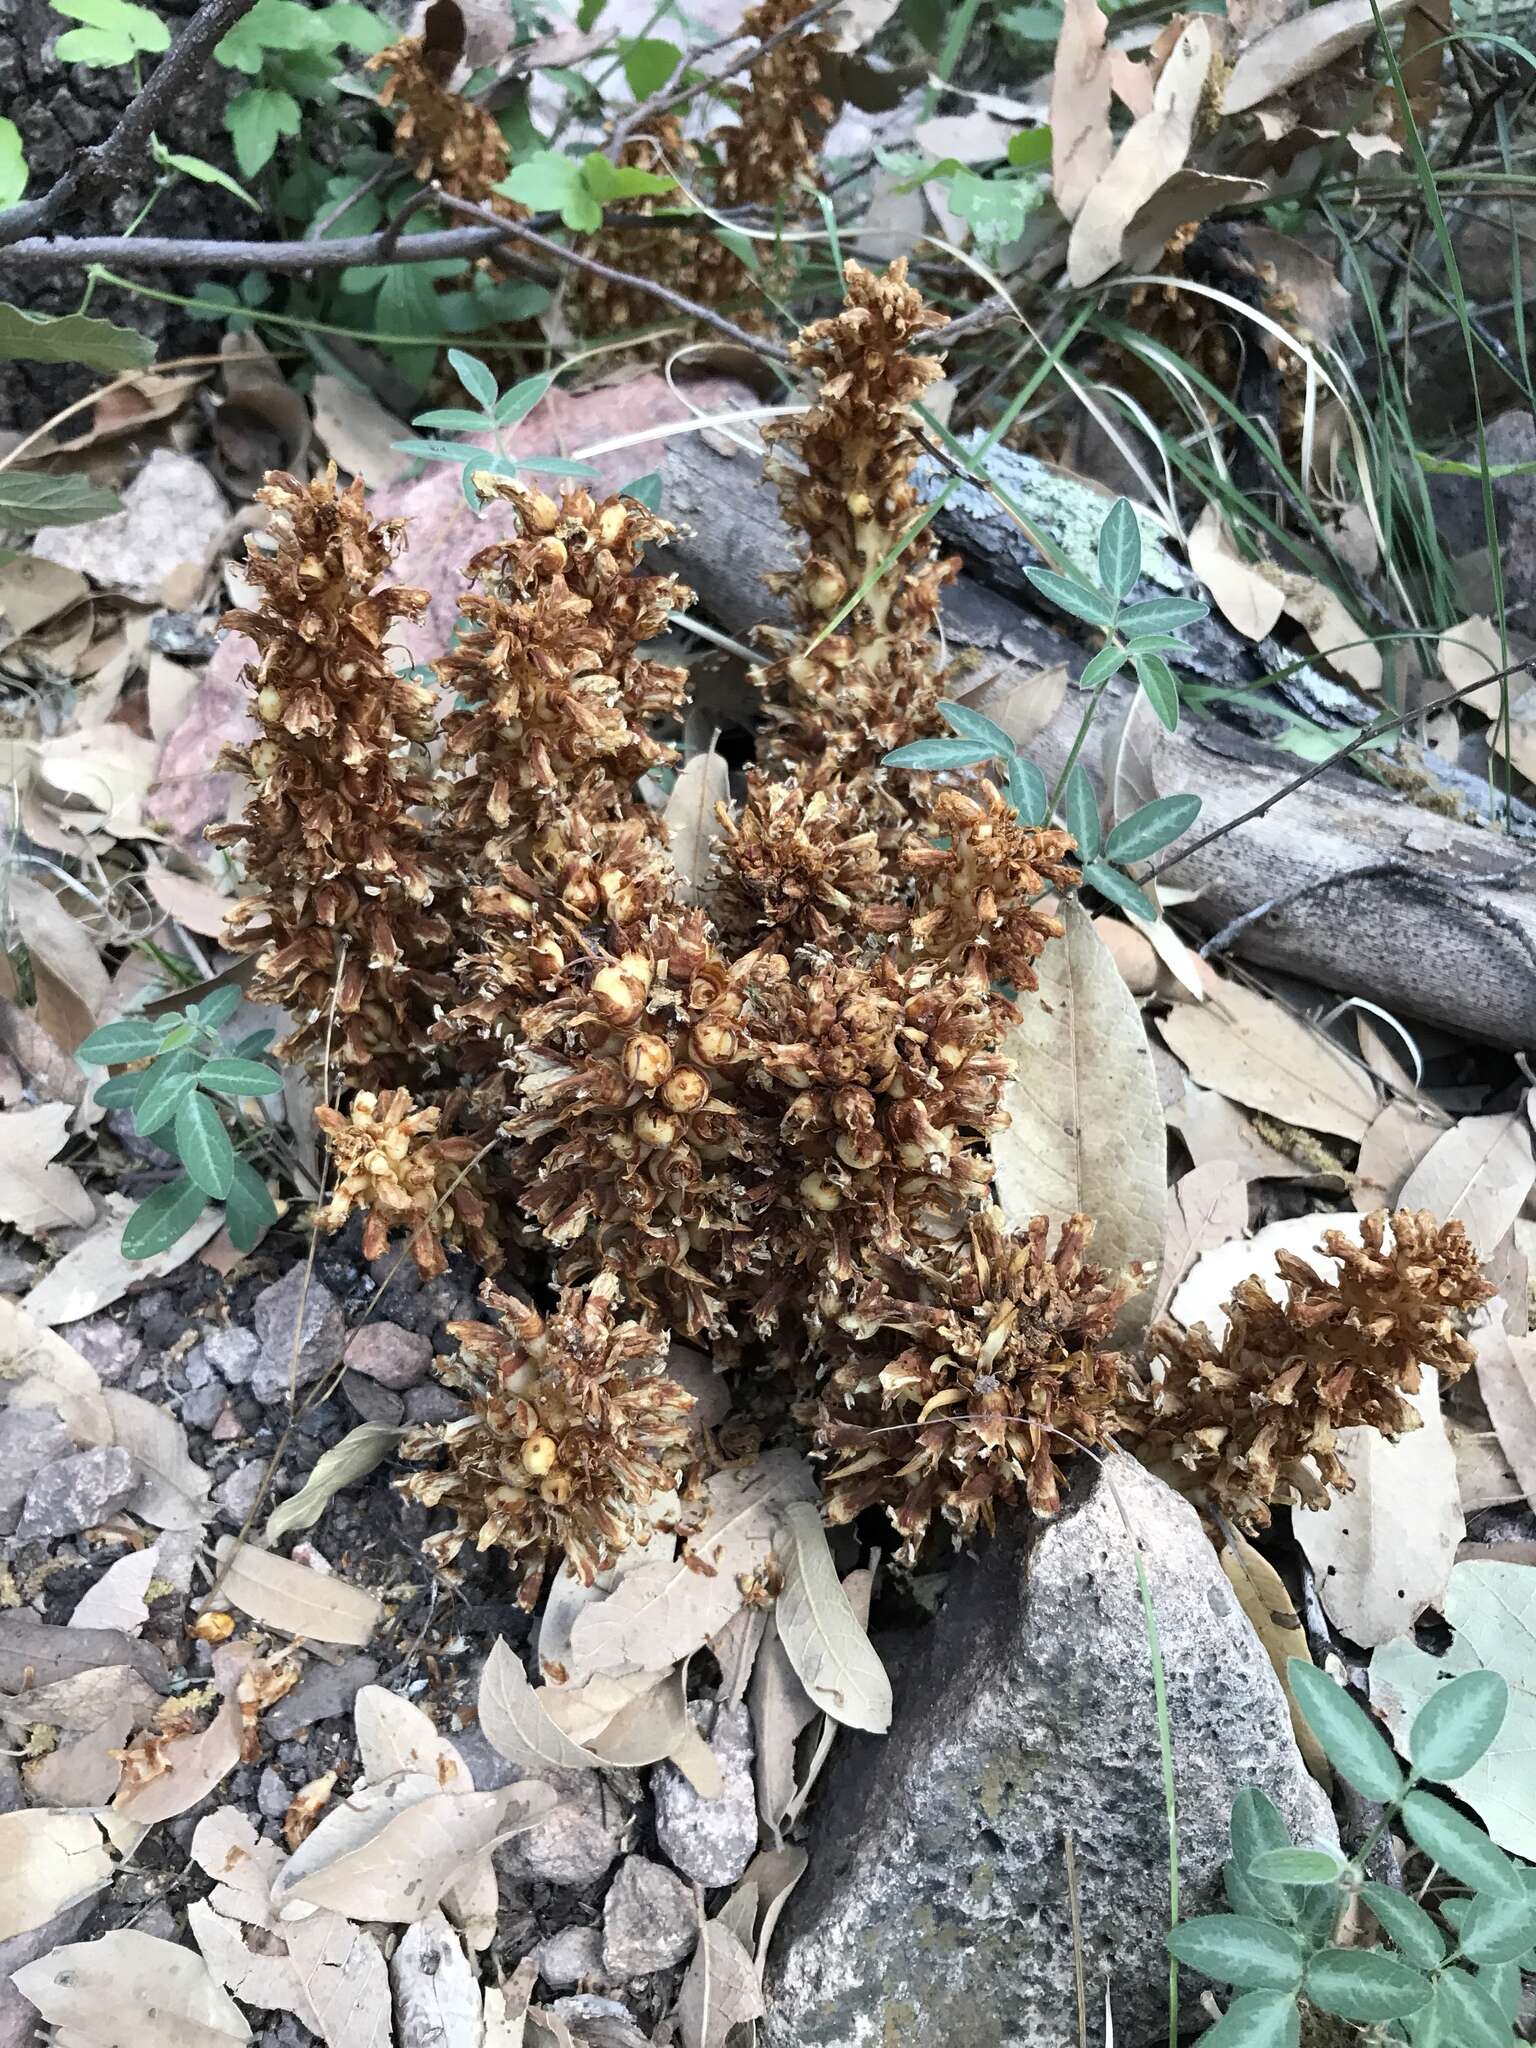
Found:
[314,1087,499,1279]
[399,1268,695,1603]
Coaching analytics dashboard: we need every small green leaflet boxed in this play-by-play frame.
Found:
[78,1017,169,1064]
[1133,650,1180,732]
[1302,1950,1431,2024]
[1084,859,1154,922]
[621,471,663,510]
[1024,565,1118,629]
[1400,1790,1525,1899]
[495,370,554,428]
[1079,643,1130,690]
[196,1057,285,1096]
[151,141,260,210]
[883,735,1002,771]
[1118,594,1210,634]
[499,151,600,233]
[225,87,302,178]
[1007,126,1052,168]
[51,0,168,66]
[1096,497,1142,602]
[226,1158,278,1251]
[620,35,681,98]
[1197,1989,1299,2048]
[1357,1883,1445,1970]
[121,1175,208,1261]
[1061,761,1099,861]
[1164,1916,1304,1993]
[0,118,26,209]
[0,471,122,533]
[176,1091,235,1200]
[582,151,675,203]
[1006,754,1048,826]
[0,303,155,373]
[944,166,1042,249]
[1458,1888,1536,1965]
[1408,1668,1508,1783]
[1103,792,1200,864]
[1286,1660,1404,1804]
[448,347,497,411]
[939,701,1015,755]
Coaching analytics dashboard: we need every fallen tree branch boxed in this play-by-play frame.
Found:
[663,429,1536,1048]
[0,0,261,248]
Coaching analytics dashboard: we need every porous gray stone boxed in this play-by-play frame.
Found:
[763,1457,1336,2048]
[215,1460,267,1526]
[0,1406,75,1531]
[538,1924,605,1990]
[344,1322,432,1390]
[653,1700,757,1887]
[205,1326,259,1384]
[499,1766,634,1888]
[257,1766,290,1820]
[16,1446,136,1543]
[601,1856,696,1978]
[265,1654,379,1739]
[252,1267,344,1406]
[68,1316,142,1385]
[32,450,228,603]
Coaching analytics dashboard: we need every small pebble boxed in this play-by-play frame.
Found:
[16,1447,136,1544]
[214,1460,268,1526]
[257,1766,291,1820]
[180,1382,227,1433]
[344,1322,432,1390]
[652,1701,758,1887]
[538,1924,605,1991]
[602,1856,696,1978]
[404,1384,466,1427]
[205,1326,259,1384]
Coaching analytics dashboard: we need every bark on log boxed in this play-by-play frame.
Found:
[663,435,1536,1049]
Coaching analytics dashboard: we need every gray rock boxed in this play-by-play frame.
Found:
[342,1370,404,1428]
[68,1316,143,1385]
[257,1766,290,1820]
[763,1458,1336,2048]
[0,1406,75,1531]
[205,1326,260,1384]
[215,1460,268,1526]
[344,1322,432,1390]
[538,1924,605,1991]
[0,1250,36,1293]
[653,1701,757,1887]
[601,1856,696,1978]
[0,1614,168,1694]
[549,1995,650,2046]
[0,1759,22,1815]
[500,1766,634,1888]
[265,1655,379,1739]
[252,1267,344,1406]
[181,1381,227,1432]
[32,450,229,604]
[185,1351,213,1390]
[16,1446,136,1543]
[149,610,218,663]
[404,1384,467,1427]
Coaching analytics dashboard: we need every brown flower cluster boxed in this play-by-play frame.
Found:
[904,783,1076,991]
[314,1088,498,1280]
[366,36,513,204]
[398,1269,695,1603]
[808,1209,1128,1556]
[1132,1209,1493,1529]
[755,259,960,786]
[573,119,701,338]
[208,469,451,1084]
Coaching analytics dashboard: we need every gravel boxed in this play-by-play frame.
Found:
[251,1268,344,1406]
[602,1857,696,1979]
[652,1701,757,1887]
[16,1447,136,1543]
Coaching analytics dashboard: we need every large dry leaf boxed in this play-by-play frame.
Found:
[284,1913,392,2048]
[993,900,1166,1335]
[144,862,235,939]
[748,1617,818,1834]
[1294,1366,1462,1645]
[1067,17,1215,287]
[68,1540,160,1633]
[482,1961,539,2048]
[0,1101,93,1232]
[1352,1100,1444,1212]
[33,726,163,845]
[582,1661,690,1768]
[189,1899,312,2022]
[391,1912,481,2048]
[1121,172,1269,275]
[569,1450,818,1677]
[4,876,109,1052]
[0,1809,112,1939]
[1157,978,1376,1142]
[1226,0,1408,111]
[676,1919,766,2048]
[1188,503,1286,640]
[24,1697,132,1809]
[1436,613,1531,723]
[210,1536,383,1646]
[1396,1109,1536,1264]
[113,1674,244,1824]
[1168,1082,1324,1183]
[192,1806,287,1925]
[1153,1162,1250,1322]
[479,1636,601,1772]
[0,1297,113,1440]
[273,1772,558,1922]
[103,1386,212,1529]
[13,1930,251,2048]
[25,1190,222,1323]
[264,1424,404,1543]
[1473,1321,1536,1513]
[354,1682,473,1790]
[661,748,729,905]
[1280,573,1382,694]
[954,663,1068,751]
[773,1503,891,1734]
[1049,0,1115,221]
[1218,1526,1328,1783]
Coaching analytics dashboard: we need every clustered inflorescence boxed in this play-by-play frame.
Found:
[217,261,1494,1598]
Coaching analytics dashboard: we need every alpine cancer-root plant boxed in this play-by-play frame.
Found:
[200,259,1496,1603]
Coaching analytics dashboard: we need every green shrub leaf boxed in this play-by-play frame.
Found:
[152,142,260,211]
[1083,860,1154,922]
[226,1159,278,1252]
[1247,1848,1343,1887]
[196,1057,285,1096]
[92,1071,149,1110]
[1060,761,1099,861]
[1133,649,1180,731]
[493,370,555,429]
[1104,792,1201,864]
[939,702,1016,754]
[1229,1789,1300,1926]
[620,471,663,511]
[77,1017,168,1065]
[1079,643,1130,690]
[1006,754,1049,827]
[225,86,302,179]
[1401,1790,1524,1899]
[0,471,121,533]
[620,34,681,98]
[1117,594,1210,634]
[0,119,26,208]
[1199,1990,1299,2048]
[196,988,242,1030]
[1097,496,1142,602]
[1458,1886,1536,1964]
[883,736,1003,771]
[1303,1948,1431,2023]
[133,1055,201,1137]
[175,1092,234,1201]
[1286,1659,1404,1803]
[52,0,169,65]
[1358,1882,1445,1969]
[0,303,155,373]
[1408,1669,1508,1783]
[1165,1915,1305,1991]
[1023,566,1118,629]
[448,348,497,411]
[121,1175,208,1261]
[1431,1966,1518,2048]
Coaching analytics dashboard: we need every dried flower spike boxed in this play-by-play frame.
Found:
[314,1087,499,1279]
[713,772,899,948]
[905,781,1077,992]
[209,468,451,1085]
[1133,1208,1493,1529]
[399,1269,695,1602]
[367,36,514,204]
[809,1209,1128,1557]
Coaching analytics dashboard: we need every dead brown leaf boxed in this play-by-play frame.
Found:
[1157,978,1376,1142]
[1049,0,1115,222]
[1188,503,1286,640]
[1154,1161,1250,1322]
[1225,0,1408,112]
[0,1101,93,1233]
[1473,1321,1536,1512]
[1217,1525,1329,1782]
[1397,1108,1536,1264]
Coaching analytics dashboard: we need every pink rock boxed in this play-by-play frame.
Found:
[344,1321,433,1390]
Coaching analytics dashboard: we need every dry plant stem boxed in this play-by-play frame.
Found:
[605,0,841,160]
[0,0,259,246]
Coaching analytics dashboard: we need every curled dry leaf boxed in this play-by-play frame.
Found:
[0,1101,94,1233]
[581,1661,690,1768]
[283,1911,393,2048]
[144,862,237,939]
[773,1503,891,1733]
[480,1634,605,1772]
[1225,0,1409,113]
[1049,0,1115,221]
[264,1424,405,1543]
[993,900,1166,1340]
[2,875,109,1052]
[1157,977,1377,1143]
[1153,1161,1250,1323]
[391,1911,481,2048]
[676,1918,767,2048]
[0,1809,112,1939]
[748,1616,819,1835]
[1279,573,1381,695]
[483,1957,539,2048]
[354,1682,473,1791]
[1187,503,1285,641]
[1352,1100,1444,1213]
[113,1650,252,1825]
[0,1297,113,1441]
[662,747,730,906]
[1473,1321,1536,1513]
[209,1535,383,1646]
[1217,1525,1328,1784]
[25,1697,134,1808]
[189,1898,312,2022]
[12,1929,252,2048]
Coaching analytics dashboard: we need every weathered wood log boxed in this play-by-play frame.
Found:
[664,435,1536,1049]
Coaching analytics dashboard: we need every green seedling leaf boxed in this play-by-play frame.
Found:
[1133,650,1180,732]
[151,139,260,210]
[1007,126,1052,168]
[121,1175,208,1261]
[493,370,554,428]
[1165,1916,1305,1992]
[884,736,1003,770]
[1358,1883,1445,1970]
[225,86,302,178]
[1422,1970,1511,2048]
[230,1028,276,1057]
[317,1,392,51]
[1116,594,1210,634]
[1303,1949,1431,2024]
[196,987,241,1030]
[582,150,675,203]
[1478,1958,1520,2022]
[448,348,497,410]
[620,35,681,97]
[1199,1990,1299,2048]
[1104,792,1201,864]
[133,1056,200,1137]
[499,151,600,232]
[1408,1669,1508,1783]
[1287,1661,1404,1804]
[1229,1788,1300,1926]
[175,1091,235,1201]
[0,471,121,532]
[1458,1887,1536,1964]
[1061,761,1099,860]
[196,1057,285,1096]
[93,1072,150,1109]
[52,0,168,65]
[939,702,1016,754]
[392,436,477,466]
[0,119,26,208]
[77,1017,169,1065]
[226,1158,278,1251]
[216,0,335,70]
[1079,643,1130,690]
[1006,753,1048,826]
[620,471,662,510]
[1023,566,1118,629]
[1246,1848,1343,1887]
[1084,860,1154,921]
[945,166,1041,248]
[411,407,492,432]
[517,455,599,479]
[1401,1791,1525,1898]
[1097,496,1142,602]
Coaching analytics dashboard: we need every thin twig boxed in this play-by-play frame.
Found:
[606,0,842,160]
[0,0,261,247]
[1065,1833,1088,2048]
